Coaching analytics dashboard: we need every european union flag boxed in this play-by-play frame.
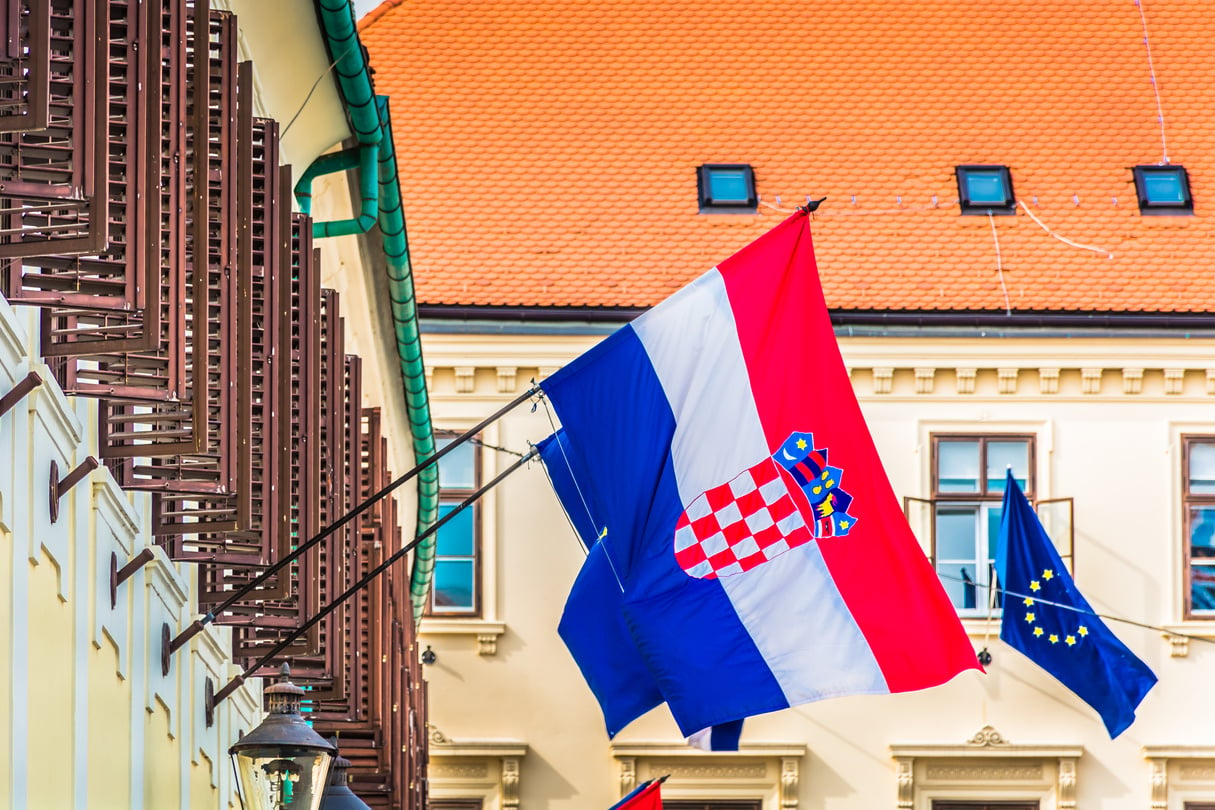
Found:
[995,471,1157,738]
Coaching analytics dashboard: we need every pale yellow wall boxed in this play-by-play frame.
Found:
[0,299,264,810]
[0,7,413,807]
[418,328,1215,810]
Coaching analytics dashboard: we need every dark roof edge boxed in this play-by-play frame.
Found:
[418,305,1215,331]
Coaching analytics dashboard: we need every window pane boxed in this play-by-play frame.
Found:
[986,441,1029,493]
[984,505,1003,561]
[1190,506,1215,558]
[938,441,980,492]
[1190,443,1215,494]
[436,503,475,556]
[708,169,749,203]
[935,507,977,560]
[1144,171,1185,203]
[965,171,1007,204]
[437,438,476,489]
[937,563,979,610]
[433,560,475,610]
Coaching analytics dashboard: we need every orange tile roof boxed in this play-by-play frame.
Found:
[361,0,1215,313]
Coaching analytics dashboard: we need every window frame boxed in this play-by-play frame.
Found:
[1133,164,1193,215]
[697,163,757,213]
[956,165,1016,215]
[926,434,1037,615]
[427,434,484,618]
[1181,435,1215,619]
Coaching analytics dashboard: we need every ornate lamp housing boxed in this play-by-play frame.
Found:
[230,665,337,810]
[319,747,373,810]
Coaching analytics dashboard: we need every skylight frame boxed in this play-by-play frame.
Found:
[697,163,758,214]
[1133,165,1193,215]
[956,165,1016,215]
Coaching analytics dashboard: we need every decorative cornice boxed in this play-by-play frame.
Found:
[872,367,894,395]
[955,368,977,394]
[610,742,808,758]
[428,727,529,759]
[891,724,1083,759]
[423,358,1215,400]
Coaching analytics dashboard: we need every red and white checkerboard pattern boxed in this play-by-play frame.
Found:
[674,457,814,579]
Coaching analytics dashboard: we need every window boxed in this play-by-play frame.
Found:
[666,803,762,810]
[933,802,1037,810]
[698,164,757,213]
[1134,165,1193,214]
[928,435,1034,614]
[1183,437,1215,617]
[430,436,481,615]
[429,801,483,810]
[956,165,1015,214]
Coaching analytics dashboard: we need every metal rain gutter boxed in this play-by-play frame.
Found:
[314,0,438,623]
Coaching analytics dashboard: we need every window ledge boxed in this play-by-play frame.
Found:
[959,617,1004,639]
[420,618,506,655]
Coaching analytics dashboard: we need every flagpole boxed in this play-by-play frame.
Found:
[209,446,539,708]
[165,384,542,659]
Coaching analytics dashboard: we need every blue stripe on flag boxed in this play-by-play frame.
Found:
[544,325,787,737]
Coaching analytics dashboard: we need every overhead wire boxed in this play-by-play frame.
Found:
[936,570,1215,648]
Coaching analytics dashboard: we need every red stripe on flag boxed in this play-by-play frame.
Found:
[717,212,980,692]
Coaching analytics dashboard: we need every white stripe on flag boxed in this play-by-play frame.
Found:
[635,267,887,703]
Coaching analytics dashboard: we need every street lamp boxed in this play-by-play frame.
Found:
[318,743,373,810]
[230,664,337,810]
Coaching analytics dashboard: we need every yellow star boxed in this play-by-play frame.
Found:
[1078,626,1089,637]
[1030,580,1041,592]
[1065,635,1076,646]
[839,520,850,529]
[1024,612,1036,623]
[796,438,807,450]
[1049,634,1059,644]
[1023,596,1034,606]
[1042,569,1054,580]
[1033,627,1044,637]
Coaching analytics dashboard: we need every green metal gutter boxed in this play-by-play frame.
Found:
[314,0,438,623]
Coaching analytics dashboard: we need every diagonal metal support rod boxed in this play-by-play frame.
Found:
[110,548,157,609]
[49,456,100,523]
[167,385,541,659]
[0,371,42,417]
[209,446,538,709]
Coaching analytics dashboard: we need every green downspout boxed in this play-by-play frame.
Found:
[294,142,380,238]
[314,0,438,622]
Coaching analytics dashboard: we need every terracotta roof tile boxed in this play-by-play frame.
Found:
[361,0,1215,313]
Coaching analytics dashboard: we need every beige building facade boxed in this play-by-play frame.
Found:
[418,328,1215,810]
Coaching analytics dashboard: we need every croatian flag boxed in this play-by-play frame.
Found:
[541,210,980,739]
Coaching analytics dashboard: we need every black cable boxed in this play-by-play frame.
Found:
[211,447,538,706]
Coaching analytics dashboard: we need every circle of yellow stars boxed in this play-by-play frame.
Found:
[1022,568,1089,646]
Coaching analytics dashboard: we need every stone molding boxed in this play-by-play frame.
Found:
[892,726,1082,810]
[1143,746,1215,810]
[423,361,1215,400]
[427,726,529,808]
[611,742,806,808]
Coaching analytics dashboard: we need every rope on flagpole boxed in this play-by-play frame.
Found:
[539,393,624,592]
[534,440,590,560]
